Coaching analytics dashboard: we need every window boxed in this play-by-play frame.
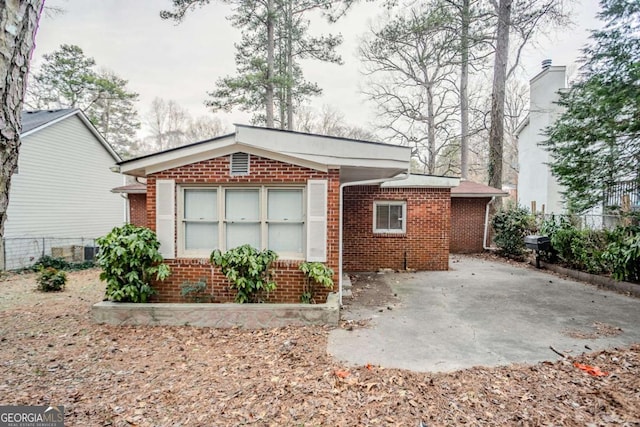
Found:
[179,186,305,258]
[373,201,406,234]
[182,189,218,254]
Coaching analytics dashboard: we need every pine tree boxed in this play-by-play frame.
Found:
[542,0,640,213]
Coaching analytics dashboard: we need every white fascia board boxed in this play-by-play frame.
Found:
[381,175,460,188]
[452,192,508,198]
[20,110,78,138]
[21,109,122,162]
[120,138,328,177]
[235,125,411,164]
[279,151,408,170]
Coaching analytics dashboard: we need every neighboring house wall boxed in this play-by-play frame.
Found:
[342,186,450,271]
[6,114,123,238]
[145,154,340,303]
[518,65,567,214]
[450,198,490,253]
[128,194,147,227]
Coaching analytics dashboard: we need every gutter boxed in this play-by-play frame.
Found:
[483,197,496,250]
[338,171,410,305]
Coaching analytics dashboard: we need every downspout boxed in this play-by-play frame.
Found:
[339,171,409,305]
[483,196,496,250]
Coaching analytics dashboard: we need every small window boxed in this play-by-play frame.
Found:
[373,201,406,234]
[230,152,249,176]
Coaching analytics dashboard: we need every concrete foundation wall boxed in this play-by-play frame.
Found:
[92,293,340,329]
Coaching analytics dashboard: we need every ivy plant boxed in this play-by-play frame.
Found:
[210,244,278,303]
[96,224,171,303]
[299,261,334,304]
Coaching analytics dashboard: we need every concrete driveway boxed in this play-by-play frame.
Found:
[328,255,640,372]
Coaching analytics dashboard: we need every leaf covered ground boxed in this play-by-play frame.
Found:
[0,269,639,426]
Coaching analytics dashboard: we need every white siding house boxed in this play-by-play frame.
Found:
[516,63,568,214]
[3,109,125,269]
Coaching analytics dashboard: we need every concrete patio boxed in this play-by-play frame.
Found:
[329,255,640,372]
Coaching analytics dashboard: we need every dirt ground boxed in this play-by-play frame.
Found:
[1,269,639,426]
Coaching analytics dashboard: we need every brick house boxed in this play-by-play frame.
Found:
[450,181,508,253]
[115,125,459,303]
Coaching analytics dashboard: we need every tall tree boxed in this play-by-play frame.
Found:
[295,105,377,140]
[542,0,639,212]
[26,44,140,156]
[0,0,45,249]
[161,0,348,129]
[487,0,570,191]
[361,4,460,175]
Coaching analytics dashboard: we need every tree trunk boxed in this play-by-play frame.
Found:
[460,0,470,180]
[488,0,511,191]
[0,0,45,246]
[265,0,275,128]
[426,84,436,175]
[285,0,293,130]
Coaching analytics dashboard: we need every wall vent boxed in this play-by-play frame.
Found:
[230,152,250,176]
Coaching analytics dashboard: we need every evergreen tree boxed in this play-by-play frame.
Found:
[542,0,639,212]
[26,44,140,156]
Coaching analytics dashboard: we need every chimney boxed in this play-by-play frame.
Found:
[542,59,552,70]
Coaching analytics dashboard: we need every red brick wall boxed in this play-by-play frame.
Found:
[450,197,490,253]
[128,194,147,227]
[146,154,340,303]
[342,186,451,271]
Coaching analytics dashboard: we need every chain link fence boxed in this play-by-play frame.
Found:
[2,237,99,271]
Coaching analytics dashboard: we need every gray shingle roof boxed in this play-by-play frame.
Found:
[21,109,76,134]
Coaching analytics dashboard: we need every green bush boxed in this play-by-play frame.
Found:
[603,225,640,282]
[299,262,334,304]
[15,255,95,274]
[96,224,171,303]
[210,244,278,303]
[491,204,535,258]
[36,267,67,292]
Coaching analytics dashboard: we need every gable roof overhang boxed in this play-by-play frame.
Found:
[380,174,460,189]
[451,180,508,198]
[21,109,122,162]
[117,125,411,181]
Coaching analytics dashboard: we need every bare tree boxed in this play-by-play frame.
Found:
[0,0,44,248]
[138,98,228,154]
[361,3,460,175]
[295,105,377,140]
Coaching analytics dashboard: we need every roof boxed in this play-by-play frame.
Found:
[117,124,412,183]
[21,109,76,134]
[451,180,508,198]
[21,109,121,162]
[381,174,460,188]
[111,183,147,194]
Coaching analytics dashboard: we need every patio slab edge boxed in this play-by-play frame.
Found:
[536,261,640,298]
[92,293,340,329]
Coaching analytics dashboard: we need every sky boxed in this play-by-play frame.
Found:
[31,0,604,138]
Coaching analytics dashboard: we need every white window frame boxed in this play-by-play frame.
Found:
[179,187,221,258]
[373,200,406,234]
[177,185,306,259]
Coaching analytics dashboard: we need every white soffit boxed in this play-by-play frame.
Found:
[381,174,460,188]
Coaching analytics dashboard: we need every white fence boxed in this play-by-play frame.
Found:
[2,237,98,271]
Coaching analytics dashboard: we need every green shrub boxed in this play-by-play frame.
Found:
[36,267,67,292]
[603,226,640,282]
[210,244,278,303]
[299,262,334,304]
[491,204,535,258]
[15,255,95,274]
[96,224,171,303]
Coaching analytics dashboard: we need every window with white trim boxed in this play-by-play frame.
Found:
[373,201,406,234]
[179,185,305,258]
